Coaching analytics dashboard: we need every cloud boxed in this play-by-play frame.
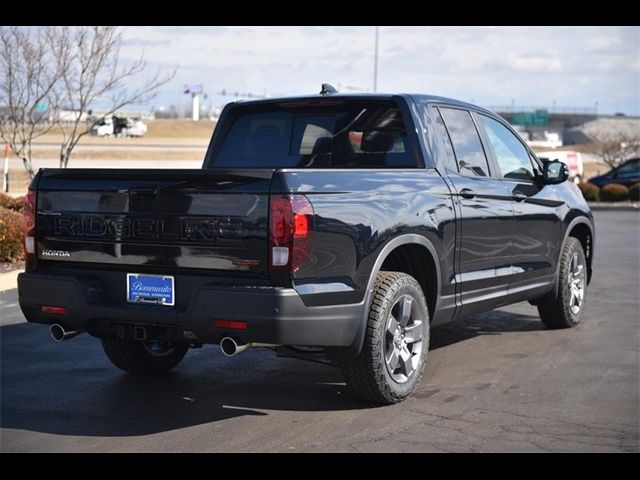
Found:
[117,26,639,115]
[506,54,563,72]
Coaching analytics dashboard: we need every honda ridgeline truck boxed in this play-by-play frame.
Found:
[18,89,594,404]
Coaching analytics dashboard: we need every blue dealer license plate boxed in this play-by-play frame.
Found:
[127,273,175,306]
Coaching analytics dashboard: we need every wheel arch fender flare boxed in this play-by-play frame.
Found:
[562,216,595,247]
[553,215,595,296]
[350,234,442,357]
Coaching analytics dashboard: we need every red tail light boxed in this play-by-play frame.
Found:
[23,189,36,260]
[269,194,313,272]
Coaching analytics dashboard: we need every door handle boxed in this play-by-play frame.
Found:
[512,192,526,202]
[459,188,476,199]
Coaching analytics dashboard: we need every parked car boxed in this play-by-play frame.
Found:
[588,158,640,188]
[537,151,584,184]
[18,90,594,404]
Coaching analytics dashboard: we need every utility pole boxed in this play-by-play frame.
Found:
[3,144,9,193]
[183,84,203,121]
[191,93,200,122]
[373,26,379,93]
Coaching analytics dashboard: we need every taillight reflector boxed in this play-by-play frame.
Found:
[41,306,67,316]
[213,320,248,330]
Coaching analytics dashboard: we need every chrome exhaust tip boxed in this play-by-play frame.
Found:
[50,323,83,342]
[220,337,279,357]
[50,324,65,342]
[220,337,247,356]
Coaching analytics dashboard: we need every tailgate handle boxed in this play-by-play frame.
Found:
[129,187,157,203]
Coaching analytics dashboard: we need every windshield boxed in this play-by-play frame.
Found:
[205,100,417,169]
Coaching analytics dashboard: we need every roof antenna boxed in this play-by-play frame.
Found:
[320,83,338,96]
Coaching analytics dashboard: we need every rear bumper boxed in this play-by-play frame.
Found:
[17,272,365,348]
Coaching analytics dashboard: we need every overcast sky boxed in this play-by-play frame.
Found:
[121,26,639,115]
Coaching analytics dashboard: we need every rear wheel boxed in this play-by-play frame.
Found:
[341,272,430,404]
[537,237,587,329]
[101,337,188,374]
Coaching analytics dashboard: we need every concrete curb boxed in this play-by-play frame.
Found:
[588,202,639,211]
[0,269,20,292]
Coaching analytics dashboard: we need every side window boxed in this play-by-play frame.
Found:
[430,106,458,172]
[477,114,536,181]
[439,108,490,177]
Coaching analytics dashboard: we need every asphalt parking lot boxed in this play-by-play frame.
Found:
[1,210,638,452]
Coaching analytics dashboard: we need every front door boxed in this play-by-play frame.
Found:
[474,113,563,299]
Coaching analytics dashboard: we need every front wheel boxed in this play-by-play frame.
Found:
[537,237,588,329]
[341,272,430,404]
[101,337,188,374]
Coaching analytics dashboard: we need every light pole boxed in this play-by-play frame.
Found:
[183,84,203,122]
[373,26,379,93]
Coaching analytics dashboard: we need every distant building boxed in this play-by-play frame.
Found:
[49,109,88,123]
[492,105,639,147]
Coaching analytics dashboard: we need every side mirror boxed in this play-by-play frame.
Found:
[543,160,569,185]
[542,160,569,185]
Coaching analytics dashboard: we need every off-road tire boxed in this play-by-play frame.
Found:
[341,271,430,404]
[537,237,587,329]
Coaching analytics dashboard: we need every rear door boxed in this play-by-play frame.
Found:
[436,106,514,316]
[474,112,563,296]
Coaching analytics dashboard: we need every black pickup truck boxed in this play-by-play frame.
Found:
[18,90,594,404]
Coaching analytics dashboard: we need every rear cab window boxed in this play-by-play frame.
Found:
[429,106,458,173]
[205,99,418,169]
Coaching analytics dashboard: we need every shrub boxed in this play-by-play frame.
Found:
[577,183,599,202]
[629,183,640,202]
[0,206,24,262]
[599,183,630,202]
[0,193,25,212]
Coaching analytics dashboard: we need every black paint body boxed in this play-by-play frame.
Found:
[18,94,595,357]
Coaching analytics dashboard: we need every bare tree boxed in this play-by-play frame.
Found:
[54,26,175,168]
[582,119,640,169]
[0,26,65,178]
[586,135,640,169]
[1,26,174,176]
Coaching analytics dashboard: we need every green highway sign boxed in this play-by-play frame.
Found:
[512,109,549,126]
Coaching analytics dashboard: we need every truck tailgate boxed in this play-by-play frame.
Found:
[35,168,273,276]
